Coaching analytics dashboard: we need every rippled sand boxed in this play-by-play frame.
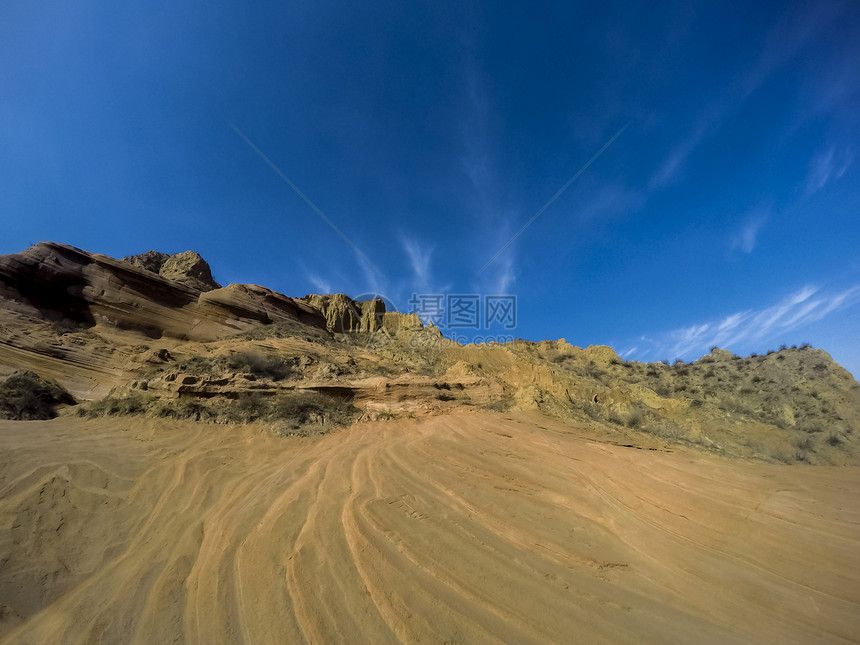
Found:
[1,411,858,643]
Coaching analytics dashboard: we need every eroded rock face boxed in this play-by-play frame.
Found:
[300,293,426,335]
[121,250,169,274]
[123,250,221,292]
[0,242,324,341]
[301,294,378,333]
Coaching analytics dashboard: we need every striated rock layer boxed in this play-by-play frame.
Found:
[0,242,324,340]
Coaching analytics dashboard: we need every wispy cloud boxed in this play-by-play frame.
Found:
[632,283,860,361]
[649,121,709,189]
[730,213,767,255]
[649,3,842,191]
[491,255,515,295]
[806,145,853,195]
[475,123,630,278]
[306,273,332,295]
[401,237,434,291]
[620,346,638,359]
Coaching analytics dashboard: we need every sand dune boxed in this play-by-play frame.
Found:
[1,411,858,643]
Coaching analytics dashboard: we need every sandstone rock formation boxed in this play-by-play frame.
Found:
[123,250,221,292]
[1,241,858,464]
[0,243,323,341]
[301,293,423,334]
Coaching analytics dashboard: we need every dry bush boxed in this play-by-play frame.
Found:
[0,371,75,420]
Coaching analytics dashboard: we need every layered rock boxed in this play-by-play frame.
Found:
[0,242,324,340]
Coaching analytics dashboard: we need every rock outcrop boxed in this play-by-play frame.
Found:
[301,294,423,334]
[123,250,221,292]
[0,242,324,340]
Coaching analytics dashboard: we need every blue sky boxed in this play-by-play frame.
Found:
[2,1,859,375]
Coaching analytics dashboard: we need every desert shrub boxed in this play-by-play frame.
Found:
[800,342,811,350]
[606,403,646,429]
[227,352,296,381]
[269,390,358,434]
[795,436,815,451]
[716,395,752,416]
[583,365,608,380]
[79,394,152,417]
[483,396,514,412]
[236,319,331,344]
[78,388,358,435]
[154,398,217,422]
[826,433,843,447]
[624,406,643,428]
[0,371,75,420]
[175,356,224,375]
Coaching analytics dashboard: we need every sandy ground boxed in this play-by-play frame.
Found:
[0,410,858,644]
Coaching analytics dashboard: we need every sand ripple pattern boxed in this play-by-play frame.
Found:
[1,412,858,643]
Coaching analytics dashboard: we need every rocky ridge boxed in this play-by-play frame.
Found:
[1,242,858,463]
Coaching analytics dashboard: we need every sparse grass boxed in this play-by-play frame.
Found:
[78,393,157,418]
[173,355,223,375]
[795,436,815,451]
[238,320,332,344]
[269,391,358,434]
[0,371,76,420]
[483,396,514,412]
[77,389,358,435]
